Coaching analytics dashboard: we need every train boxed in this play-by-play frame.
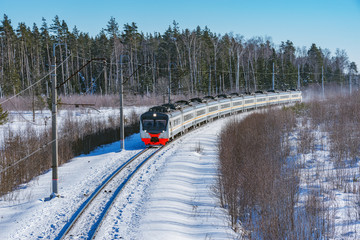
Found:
[140,90,302,146]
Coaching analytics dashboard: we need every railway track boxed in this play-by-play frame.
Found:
[55,146,163,240]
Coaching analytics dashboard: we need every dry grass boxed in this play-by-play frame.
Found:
[217,109,299,238]
[0,109,139,197]
[217,90,360,238]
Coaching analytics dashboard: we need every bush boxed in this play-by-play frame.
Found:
[0,110,139,197]
[217,109,298,238]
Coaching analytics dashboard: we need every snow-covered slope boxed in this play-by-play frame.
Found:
[2,107,360,239]
[0,114,240,239]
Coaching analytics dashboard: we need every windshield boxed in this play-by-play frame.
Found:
[142,119,167,132]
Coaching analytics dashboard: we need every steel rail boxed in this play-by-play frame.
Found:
[89,146,164,239]
[55,148,150,240]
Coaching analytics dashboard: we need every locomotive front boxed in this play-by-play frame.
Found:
[140,111,170,146]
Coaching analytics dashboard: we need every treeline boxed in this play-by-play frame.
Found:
[0,14,358,99]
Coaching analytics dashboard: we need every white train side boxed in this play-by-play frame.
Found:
[140,90,302,146]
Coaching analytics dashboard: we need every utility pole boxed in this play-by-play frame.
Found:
[51,42,60,198]
[49,44,105,198]
[168,63,176,104]
[119,55,128,151]
[298,64,300,89]
[208,65,212,96]
[321,66,325,99]
[120,66,124,151]
[350,74,352,95]
[117,56,147,151]
[168,65,171,104]
[272,62,275,90]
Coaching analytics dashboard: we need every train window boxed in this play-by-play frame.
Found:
[233,101,242,106]
[221,103,230,109]
[142,118,167,132]
[197,109,206,116]
[174,118,181,126]
[209,106,218,112]
[184,114,194,121]
[143,120,154,128]
[155,120,167,130]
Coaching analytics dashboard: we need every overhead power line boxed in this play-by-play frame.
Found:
[0,54,72,106]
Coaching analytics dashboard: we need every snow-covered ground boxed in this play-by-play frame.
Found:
[295,126,360,239]
[0,113,240,239]
[1,106,148,137]
[1,106,360,239]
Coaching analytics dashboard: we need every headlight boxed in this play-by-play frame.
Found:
[153,113,157,117]
[144,130,147,132]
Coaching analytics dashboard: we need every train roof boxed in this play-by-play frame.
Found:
[203,96,217,101]
[216,94,229,99]
[189,98,205,103]
[146,90,301,113]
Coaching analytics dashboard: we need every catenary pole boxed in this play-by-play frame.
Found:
[51,43,59,198]
[120,65,124,151]
[272,62,275,90]
[168,63,176,104]
[168,64,171,104]
[350,74,352,95]
[322,66,325,99]
[119,55,128,151]
[208,66,211,96]
[298,64,300,89]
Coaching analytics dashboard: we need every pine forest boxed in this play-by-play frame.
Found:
[0,14,358,100]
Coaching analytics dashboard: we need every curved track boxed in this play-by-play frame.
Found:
[55,147,163,240]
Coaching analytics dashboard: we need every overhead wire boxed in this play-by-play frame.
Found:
[0,68,106,173]
[94,60,349,78]
[0,139,55,174]
[0,54,109,174]
[61,67,105,109]
[0,53,72,106]
[6,98,47,126]
[0,53,73,127]
[0,53,356,173]
[1,53,109,127]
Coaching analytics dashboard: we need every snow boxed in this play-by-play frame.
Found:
[0,133,144,239]
[0,112,238,239]
[1,106,360,239]
[97,119,239,240]
[0,106,148,145]
[295,127,360,239]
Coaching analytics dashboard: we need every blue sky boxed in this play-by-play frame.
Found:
[1,0,360,69]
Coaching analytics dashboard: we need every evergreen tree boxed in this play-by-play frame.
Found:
[306,43,323,84]
[106,16,119,38]
[280,40,297,88]
[349,62,358,74]
[0,15,357,98]
[0,103,8,125]
[0,14,20,94]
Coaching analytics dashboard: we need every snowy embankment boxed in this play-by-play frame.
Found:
[0,106,148,141]
[0,113,240,239]
[295,126,360,239]
[2,103,360,239]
